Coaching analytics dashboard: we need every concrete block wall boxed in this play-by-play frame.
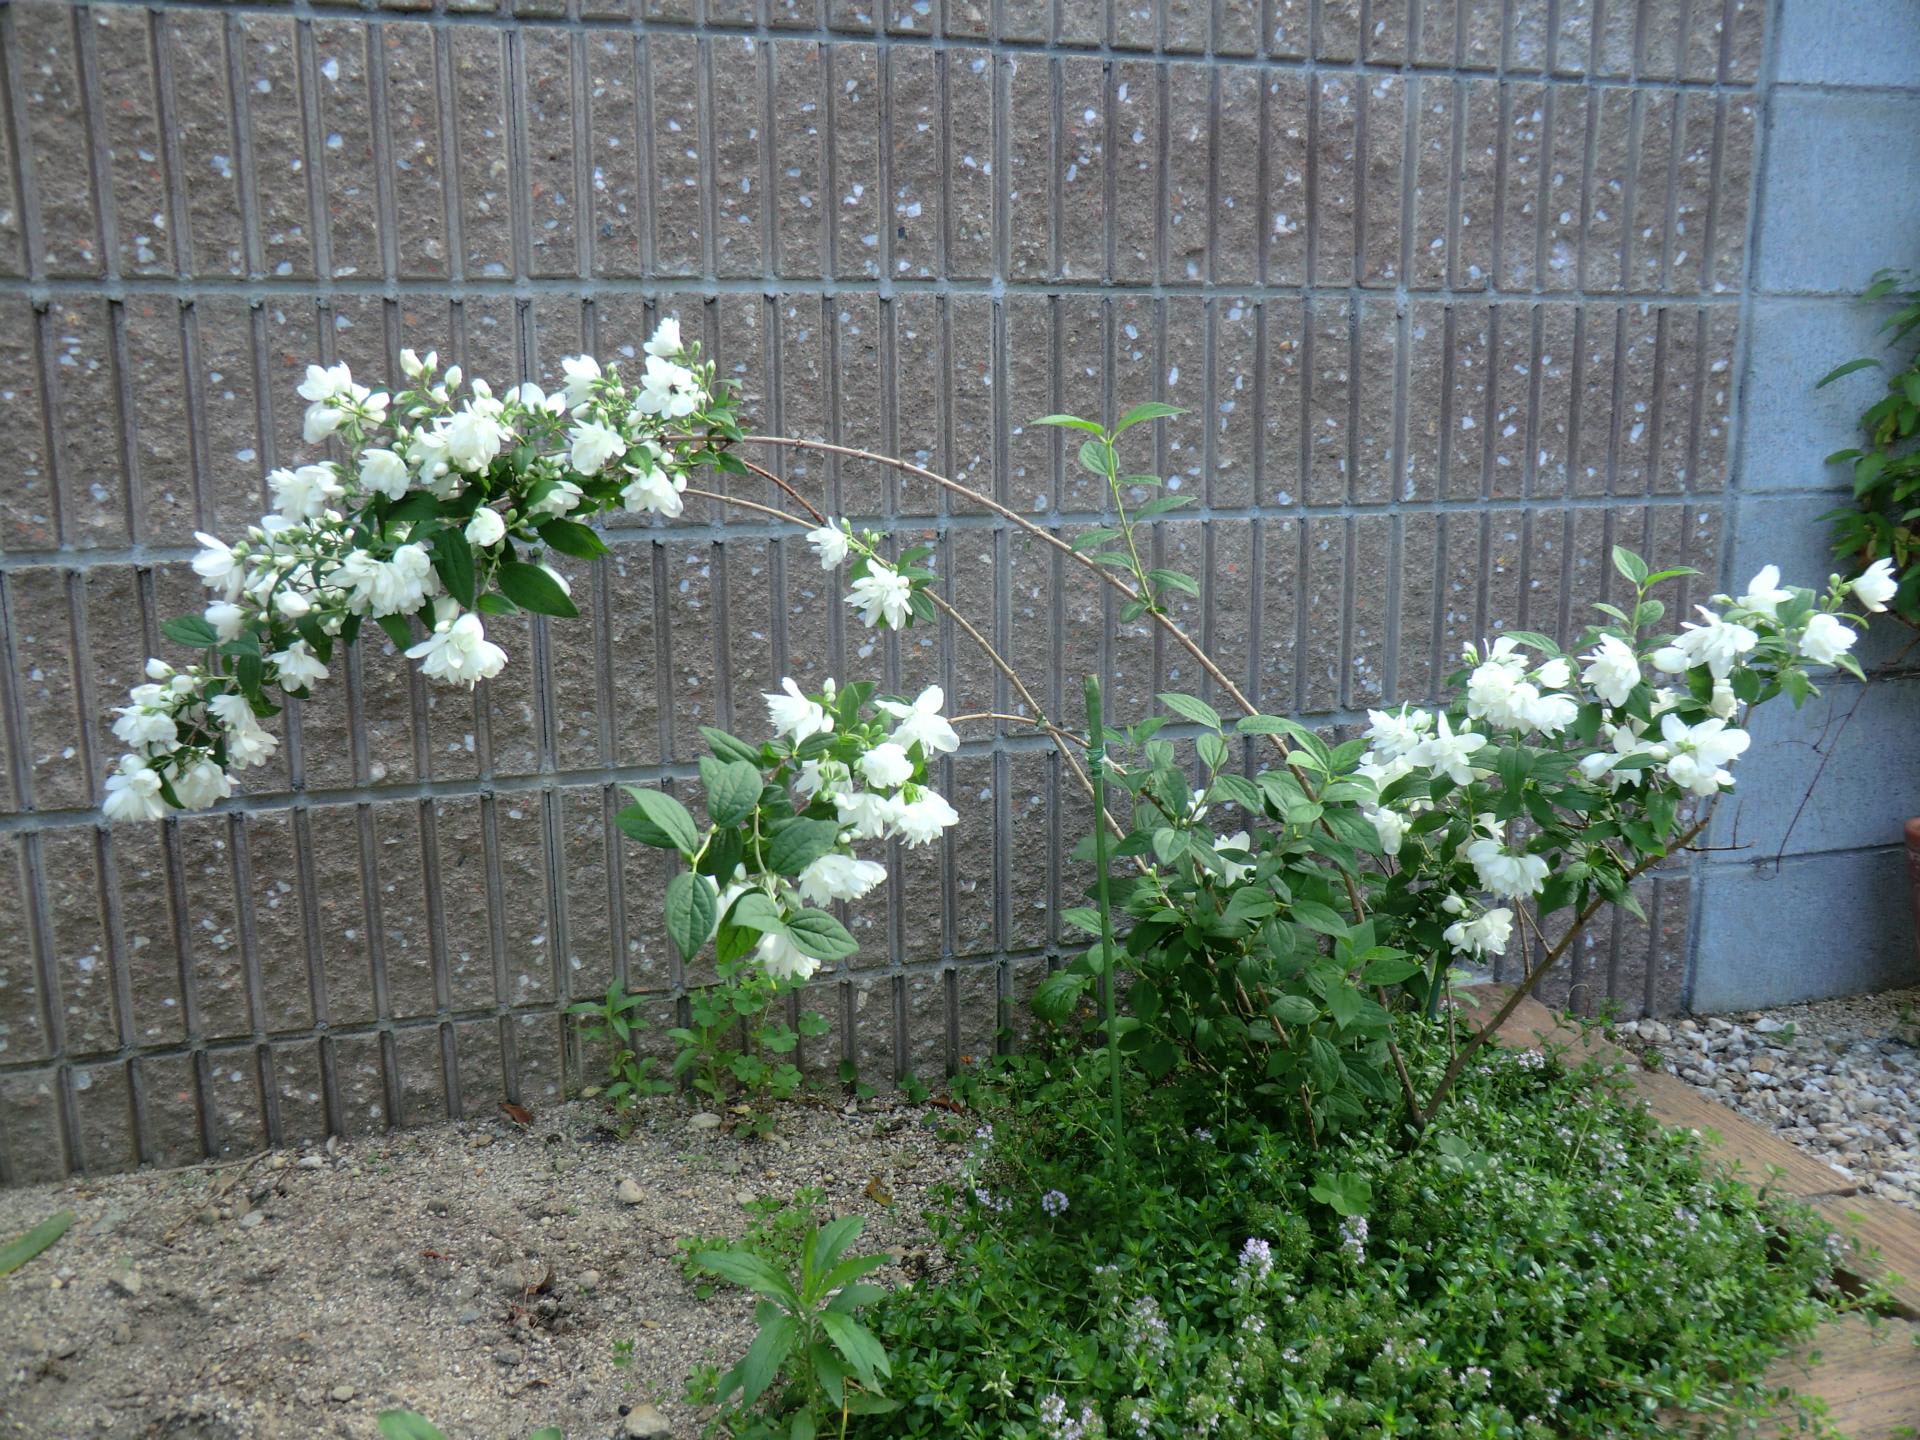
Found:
[0,0,1891,1181]
[1691,0,1920,1011]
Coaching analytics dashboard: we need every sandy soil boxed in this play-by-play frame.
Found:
[0,1095,956,1440]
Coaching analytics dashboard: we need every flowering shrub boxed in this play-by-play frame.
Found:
[102,338,1877,1142]
[103,321,736,821]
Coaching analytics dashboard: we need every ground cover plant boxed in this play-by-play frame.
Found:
[850,1037,1864,1440]
[91,322,1906,1436]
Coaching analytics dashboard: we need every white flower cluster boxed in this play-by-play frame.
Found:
[102,322,718,823]
[727,679,961,983]
[806,519,918,631]
[1343,563,1883,964]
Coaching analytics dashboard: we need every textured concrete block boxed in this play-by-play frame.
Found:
[1777,0,1920,87]
[1740,298,1900,493]
[1757,90,1920,296]
[1693,848,1918,1011]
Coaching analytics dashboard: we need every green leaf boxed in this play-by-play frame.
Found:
[1815,356,1881,388]
[475,591,520,617]
[726,890,787,935]
[696,1249,802,1307]
[1610,545,1649,587]
[375,613,416,651]
[528,1431,564,1440]
[431,532,477,608]
[784,908,859,962]
[1114,400,1186,432]
[1032,969,1090,1024]
[1325,983,1362,1030]
[496,560,579,618]
[1059,905,1104,935]
[766,817,841,876]
[665,871,718,963]
[617,786,701,855]
[537,517,610,559]
[1291,901,1350,939]
[0,1210,72,1277]
[376,1416,448,1440]
[1147,567,1201,597]
[1030,413,1105,434]
[1362,956,1420,986]
[160,615,220,649]
[790,1413,819,1440]
[700,725,763,766]
[700,756,762,828]
[811,1216,865,1282]
[1077,437,1114,477]
[821,1311,891,1387]
[1270,994,1319,1027]
[727,1311,801,1406]
[1157,691,1223,730]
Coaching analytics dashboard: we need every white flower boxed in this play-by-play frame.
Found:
[847,564,914,630]
[797,854,888,907]
[297,360,354,404]
[1444,907,1513,959]
[1440,893,1468,916]
[634,355,702,419]
[103,755,170,822]
[208,692,278,768]
[1364,705,1433,762]
[1579,723,1665,788]
[1409,714,1486,785]
[1709,680,1738,720]
[268,463,344,522]
[1213,831,1254,885]
[112,704,177,749]
[442,399,509,471]
[876,685,960,756]
[1522,689,1579,737]
[645,316,683,359]
[1659,713,1750,796]
[1737,565,1793,618]
[620,462,686,517]
[1463,838,1549,900]
[561,353,601,410]
[358,448,411,501]
[192,532,243,599]
[334,543,436,618]
[764,678,833,745]
[270,639,330,690]
[1364,807,1410,857]
[400,347,431,380]
[528,480,584,519]
[172,755,234,810]
[272,583,313,620]
[568,420,626,474]
[405,603,508,688]
[858,742,914,789]
[409,428,452,480]
[1534,657,1572,690]
[796,758,853,804]
[807,522,851,570]
[891,790,959,847]
[1853,557,1898,613]
[1797,611,1857,666]
[1580,635,1641,708]
[465,507,507,548]
[1668,607,1758,679]
[302,403,343,443]
[204,600,247,641]
[834,790,900,841]
[754,927,820,984]
[144,658,174,681]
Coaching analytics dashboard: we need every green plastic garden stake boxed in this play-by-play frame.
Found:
[1085,676,1124,1159]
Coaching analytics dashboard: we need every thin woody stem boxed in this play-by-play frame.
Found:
[736,455,828,526]
[1415,816,1711,1126]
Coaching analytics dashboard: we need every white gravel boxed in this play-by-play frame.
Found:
[1618,986,1920,1210]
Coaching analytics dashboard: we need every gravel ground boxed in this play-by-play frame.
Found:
[0,1095,958,1440]
[1617,986,1920,1210]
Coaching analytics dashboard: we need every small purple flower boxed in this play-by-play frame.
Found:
[1238,1236,1274,1282]
[1041,1188,1070,1217]
[971,1185,1011,1214]
[1339,1215,1369,1264]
